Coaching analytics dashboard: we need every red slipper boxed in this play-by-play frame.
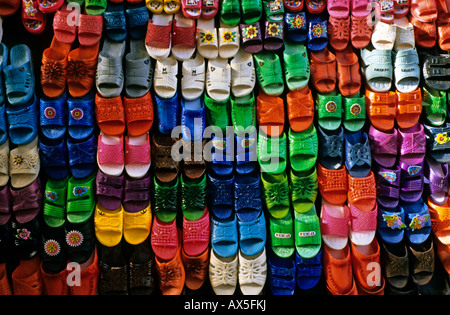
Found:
[182,0,201,19]
[0,0,21,17]
[201,0,219,19]
[53,8,77,44]
[22,0,46,35]
[284,0,304,12]
[38,0,64,13]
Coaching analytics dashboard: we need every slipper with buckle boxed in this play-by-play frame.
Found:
[97,132,124,177]
[103,2,127,42]
[257,131,287,174]
[344,130,372,178]
[286,86,314,133]
[343,94,365,132]
[289,125,318,173]
[67,133,97,179]
[153,55,178,99]
[21,0,46,35]
[96,170,124,211]
[124,92,154,137]
[172,12,196,61]
[307,15,328,51]
[328,16,350,51]
[230,49,255,98]
[39,136,69,180]
[145,13,173,60]
[6,93,38,146]
[241,0,262,24]
[68,92,95,140]
[424,123,450,163]
[320,200,350,250]
[256,91,285,137]
[361,46,393,92]
[422,86,447,127]
[423,54,450,92]
[290,166,318,214]
[240,22,263,54]
[309,47,336,94]
[348,170,376,212]
[424,156,449,205]
[95,94,125,136]
[211,214,238,258]
[181,0,201,18]
[254,51,285,96]
[318,125,344,170]
[96,38,126,98]
[393,48,420,94]
[365,90,396,131]
[202,0,219,19]
[316,92,342,131]
[294,207,321,259]
[9,137,39,189]
[39,93,67,141]
[196,17,219,59]
[336,45,361,98]
[283,40,310,91]
[181,54,205,101]
[206,57,231,102]
[218,24,240,59]
[350,15,372,49]
[368,125,397,168]
[285,12,307,42]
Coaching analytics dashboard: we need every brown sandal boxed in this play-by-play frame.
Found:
[152,133,180,184]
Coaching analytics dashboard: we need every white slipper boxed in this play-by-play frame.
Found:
[171,13,196,61]
[0,140,9,187]
[230,49,255,98]
[209,250,238,295]
[394,17,415,52]
[97,132,124,177]
[10,136,40,189]
[371,20,397,50]
[238,248,267,295]
[206,57,231,102]
[145,13,173,60]
[320,200,350,250]
[348,203,377,246]
[218,22,240,59]
[153,55,178,99]
[181,54,205,101]
[196,17,218,60]
[125,133,151,179]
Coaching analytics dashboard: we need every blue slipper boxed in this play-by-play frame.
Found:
[235,127,257,175]
[238,211,266,256]
[210,132,234,176]
[344,130,372,178]
[401,198,432,245]
[103,2,127,42]
[181,96,205,143]
[211,214,238,258]
[268,254,296,295]
[234,171,262,222]
[0,104,7,145]
[6,93,38,145]
[0,43,9,106]
[207,170,234,220]
[40,92,67,141]
[39,136,69,180]
[3,44,35,106]
[285,12,307,42]
[67,133,97,179]
[295,250,322,290]
[125,4,150,40]
[307,15,328,51]
[377,205,406,244]
[318,125,344,171]
[67,91,95,141]
[155,92,180,135]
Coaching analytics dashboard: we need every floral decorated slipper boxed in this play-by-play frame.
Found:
[146,0,163,14]
[264,20,284,51]
[21,0,46,35]
[401,198,431,245]
[9,136,40,189]
[305,0,326,13]
[261,172,290,219]
[218,23,240,59]
[343,94,366,132]
[39,93,67,141]
[263,0,285,21]
[240,22,263,54]
[285,12,307,42]
[307,15,328,51]
[424,123,450,164]
[196,17,219,59]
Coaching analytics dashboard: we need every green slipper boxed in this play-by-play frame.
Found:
[85,0,107,15]
[316,92,343,131]
[343,93,366,132]
[261,171,290,219]
[44,176,69,228]
[263,0,284,22]
[283,40,310,91]
[269,212,295,258]
[294,206,321,259]
[231,92,256,136]
[205,93,231,134]
[241,0,262,24]
[257,131,287,174]
[67,173,96,224]
[288,125,318,173]
[220,0,241,27]
[422,86,447,127]
[181,173,207,221]
[153,176,179,223]
[290,166,318,214]
[254,50,285,96]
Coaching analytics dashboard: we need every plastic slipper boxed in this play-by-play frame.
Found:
[286,86,314,133]
[77,13,103,48]
[289,125,318,173]
[151,216,179,260]
[52,8,77,45]
[344,130,372,178]
[145,13,173,60]
[350,15,372,49]
[393,17,415,51]
[294,207,321,259]
[0,0,21,16]
[103,2,127,42]
[207,171,234,220]
[256,91,285,137]
[368,125,398,168]
[257,131,287,174]
[181,54,205,101]
[261,172,290,219]
[378,205,406,244]
[327,0,350,18]
[201,0,219,19]
[68,92,95,140]
[264,21,284,51]
[307,15,328,51]
[180,96,206,142]
[394,0,410,18]
[365,90,396,131]
[95,170,123,211]
[316,92,342,131]
[181,173,207,220]
[328,16,350,51]
[284,0,303,12]
[0,44,7,108]
[220,0,241,26]
[295,249,322,290]
[0,141,8,187]
[424,123,450,163]
[209,249,238,295]
[151,133,180,183]
[153,55,178,99]
[125,4,150,40]
[95,94,125,136]
[410,15,437,49]
[43,177,68,228]
[218,24,240,59]
[230,49,255,98]
[6,93,38,146]
[97,132,124,177]
[0,185,11,227]
[306,0,326,13]
[318,125,344,171]
[196,18,219,59]
[211,214,238,258]
[283,41,310,91]
[67,133,97,179]
[153,175,179,223]
[123,174,150,213]
[85,0,107,15]
[375,164,401,208]
[424,156,449,205]
[3,44,34,106]
[336,45,361,97]
[125,39,153,99]
[343,94,366,132]
[39,93,67,141]
[96,38,126,98]
[268,249,295,294]
[123,203,152,246]
[241,0,262,24]
[66,42,100,98]
[164,0,181,13]
[21,0,46,34]
[437,19,450,51]
[181,0,201,18]
[348,170,376,212]
[10,177,41,224]
[235,129,258,175]
[393,48,420,94]
[285,12,307,42]
[422,86,447,127]
[240,22,263,54]
[155,92,180,135]
[172,13,196,61]
[396,88,421,129]
[263,0,284,21]
[182,208,209,256]
[234,172,263,222]
[254,51,285,96]
[238,211,266,256]
[309,48,336,94]
[317,163,348,205]
[428,198,450,245]
[9,136,39,189]
[398,123,426,165]
[39,136,69,180]
[399,159,424,203]
[94,203,123,247]
[320,200,350,250]
[371,21,396,50]
[401,199,431,245]
[146,0,163,13]
[231,93,257,135]
[290,166,318,214]
[206,57,231,102]
[423,54,450,92]
[349,202,377,246]
[67,172,96,224]
[124,93,153,137]
[351,0,371,16]
[411,0,437,22]
[239,249,267,295]
[323,243,358,295]
[360,47,392,92]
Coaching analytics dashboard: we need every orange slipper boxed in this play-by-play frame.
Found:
[365,90,396,132]
[350,238,385,295]
[41,37,71,99]
[182,247,209,291]
[286,85,314,133]
[396,88,422,129]
[323,243,358,295]
[428,196,450,245]
[309,47,337,94]
[11,255,43,295]
[69,247,99,295]
[0,263,12,295]
[410,15,437,49]
[95,94,126,136]
[347,171,376,213]
[434,235,450,274]
[124,92,154,137]
[40,261,69,295]
[336,45,361,98]
[67,42,100,99]
[317,163,349,205]
[437,19,450,51]
[256,89,285,137]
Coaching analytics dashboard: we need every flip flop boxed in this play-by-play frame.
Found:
[124,93,154,137]
[207,171,234,220]
[67,172,96,224]
[399,159,424,203]
[328,15,350,51]
[396,88,422,129]
[283,40,310,91]
[153,55,178,99]
[206,57,231,102]
[95,170,124,211]
[335,45,361,98]
[320,200,350,251]
[343,94,366,132]
[424,156,449,205]
[286,86,314,133]
[368,125,398,168]
[289,125,318,173]
[196,18,219,59]
[85,0,107,15]
[241,0,262,24]
[307,15,328,51]
[145,13,173,60]
[39,136,69,180]
[284,12,307,42]
[365,90,396,131]
[67,133,97,179]
[371,20,396,50]
[21,0,46,35]
[103,2,127,42]
[218,24,240,59]
[6,93,38,146]
[68,92,95,140]
[43,177,68,228]
[256,90,285,137]
[254,51,285,96]
[375,164,401,208]
[422,86,447,127]
[264,21,284,51]
[361,45,393,92]
[424,123,450,163]
[344,130,372,178]
[318,125,344,171]
[316,92,342,131]
[294,207,321,259]
[230,49,256,98]
[125,39,153,99]
[95,94,125,136]
[290,166,318,214]
[393,48,420,94]
[261,172,290,219]
[238,211,266,256]
[347,170,377,212]
[257,131,287,174]
[181,0,201,18]
[97,132,125,177]
[9,136,40,189]
[96,38,126,98]
[181,54,205,101]
[309,48,336,94]
[350,15,373,49]
[172,13,196,61]
[240,22,263,54]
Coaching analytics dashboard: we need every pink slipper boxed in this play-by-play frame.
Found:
[125,133,151,179]
[97,133,125,177]
[182,0,201,19]
[182,208,210,256]
[201,0,218,19]
[351,0,371,17]
[328,0,350,18]
[320,200,350,251]
[38,0,64,13]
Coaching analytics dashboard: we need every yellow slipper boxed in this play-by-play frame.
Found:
[124,203,152,245]
[94,203,124,247]
[146,0,164,14]
[164,0,181,14]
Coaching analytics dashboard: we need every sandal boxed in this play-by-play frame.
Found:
[181,173,207,221]
[124,93,154,137]
[209,132,234,176]
[21,0,46,34]
[220,0,241,26]
[196,17,219,59]
[77,13,103,47]
[52,8,77,45]
[151,133,180,183]
[290,166,318,214]
[145,13,173,60]
[410,15,437,49]
[254,51,285,96]
[125,4,150,40]
[125,39,153,99]
[211,214,238,257]
[230,49,255,98]
[294,208,321,259]
[307,15,328,51]
[394,0,410,18]
[378,205,406,243]
[268,215,295,261]
[172,13,196,61]
[181,54,205,101]
[398,123,426,165]
[365,90,396,131]
[401,198,432,245]
[283,41,310,91]
[6,93,38,146]
[0,44,7,108]
[204,93,230,133]
[396,88,422,129]
[43,176,68,228]
[264,20,284,51]
[316,92,342,131]
[289,125,318,173]
[180,96,206,142]
[153,176,179,223]
[96,38,126,98]
[218,24,240,59]
[375,164,401,208]
[285,12,307,42]
[361,46,393,92]
[393,16,415,51]
[371,20,397,50]
[231,92,257,135]
[238,212,266,255]
[9,136,40,189]
[95,94,125,136]
[240,22,263,54]
[235,126,258,175]
[328,16,350,51]
[317,163,348,205]
[68,92,95,140]
[207,171,234,220]
[164,0,181,13]
[123,175,151,213]
[201,0,219,19]
[424,123,450,163]
[147,0,163,13]
[234,172,263,223]
[424,156,449,205]
[0,0,20,16]
[428,198,450,245]
[305,0,326,13]
[94,203,124,247]
[0,141,9,187]
[351,0,371,17]
[257,131,287,174]
[437,19,450,51]
[309,47,336,94]
[85,0,107,15]
[344,130,372,178]
[411,0,438,22]
[284,0,303,12]
[67,134,97,179]
[67,172,96,224]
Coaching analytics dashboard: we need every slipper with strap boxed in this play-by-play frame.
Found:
[9,136,40,189]
[401,198,431,245]
[145,13,173,60]
[320,200,350,251]
[269,215,295,262]
[123,175,150,213]
[241,0,262,24]
[67,133,97,179]
[68,92,95,140]
[377,205,406,244]
[286,86,314,133]
[375,165,401,208]
[172,13,196,61]
[181,0,201,18]
[97,132,125,177]
[423,54,450,92]
[399,159,424,203]
[398,123,426,165]
[294,207,321,259]
[285,12,307,42]
[365,90,396,131]
[21,0,46,35]
[240,22,263,54]
[6,93,38,146]
[309,48,336,94]
[289,125,318,173]
[96,38,126,98]
[290,166,318,214]
[153,55,178,99]
[396,88,422,129]
[360,46,393,92]
[95,94,125,136]
[67,172,96,224]
[283,40,310,91]
[393,48,420,94]
[254,51,285,96]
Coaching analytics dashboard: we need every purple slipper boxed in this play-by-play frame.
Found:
[424,156,449,205]
[375,165,401,209]
[398,123,426,165]
[96,170,124,211]
[264,20,284,51]
[399,160,424,203]
[368,125,398,168]
[124,174,151,213]
[240,22,263,54]
[0,185,11,225]
[10,177,42,224]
